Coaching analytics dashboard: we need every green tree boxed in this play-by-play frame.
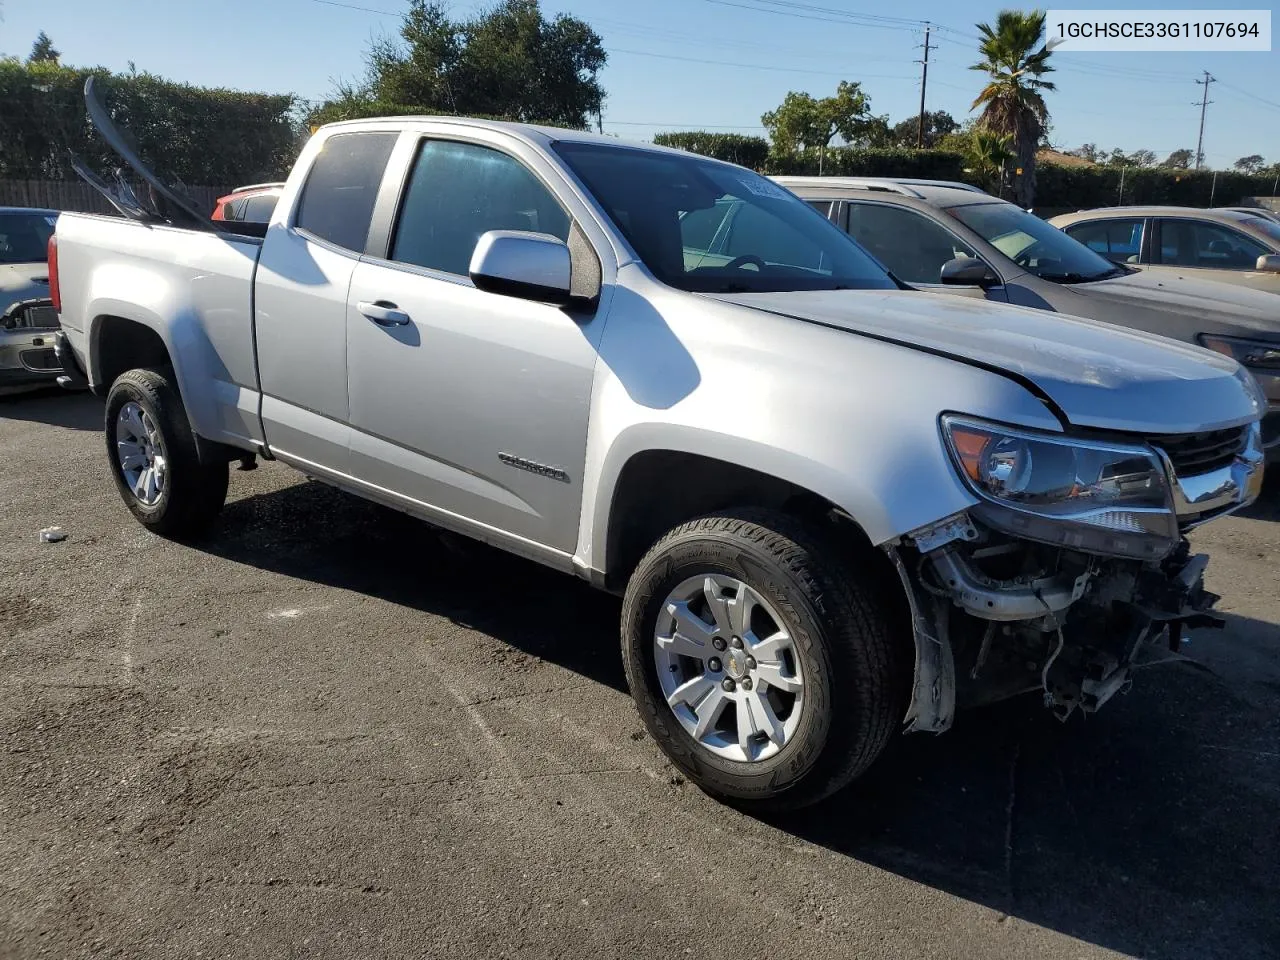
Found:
[970,9,1055,207]
[1235,154,1266,174]
[1068,142,1100,163]
[761,81,873,171]
[890,110,959,149]
[315,0,606,129]
[857,114,895,149]
[963,128,1015,192]
[1163,148,1193,169]
[27,30,60,64]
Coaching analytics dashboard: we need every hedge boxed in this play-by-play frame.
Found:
[653,131,1280,208]
[1033,164,1279,209]
[0,60,299,185]
[652,132,770,170]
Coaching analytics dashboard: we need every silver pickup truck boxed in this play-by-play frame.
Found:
[52,107,1266,810]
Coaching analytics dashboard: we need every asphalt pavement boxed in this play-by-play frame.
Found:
[3,389,1278,960]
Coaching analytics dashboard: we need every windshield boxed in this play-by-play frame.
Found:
[1242,217,1280,245]
[0,213,56,265]
[948,202,1121,283]
[552,141,895,294]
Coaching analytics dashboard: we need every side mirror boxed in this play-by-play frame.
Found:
[940,256,999,288]
[469,230,573,304]
[1255,254,1280,274]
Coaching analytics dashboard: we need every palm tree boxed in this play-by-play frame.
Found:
[964,129,1015,194]
[970,10,1055,207]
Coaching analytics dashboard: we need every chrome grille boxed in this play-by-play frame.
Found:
[1149,426,1248,476]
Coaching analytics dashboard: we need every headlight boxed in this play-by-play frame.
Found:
[1199,333,1280,371]
[941,416,1177,559]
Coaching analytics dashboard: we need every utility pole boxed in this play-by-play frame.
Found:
[1194,71,1215,171]
[916,23,936,149]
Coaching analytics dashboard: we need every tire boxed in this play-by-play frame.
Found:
[104,367,229,539]
[621,509,908,811]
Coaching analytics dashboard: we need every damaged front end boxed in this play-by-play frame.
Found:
[890,415,1265,733]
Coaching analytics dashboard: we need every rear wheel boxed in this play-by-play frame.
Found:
[104,367,228,539]
[621,510,908,811]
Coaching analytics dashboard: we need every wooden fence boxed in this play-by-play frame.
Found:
[0,180,232,216]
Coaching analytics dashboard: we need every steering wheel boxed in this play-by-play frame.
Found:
[724,254,766,271]
[1013,245,1040,268]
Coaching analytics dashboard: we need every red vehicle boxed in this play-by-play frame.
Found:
[211,182,284,223]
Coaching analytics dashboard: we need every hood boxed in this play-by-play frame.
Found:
[1,262,50,309]
[713,289,1262,436]
[1059,269,1280,338]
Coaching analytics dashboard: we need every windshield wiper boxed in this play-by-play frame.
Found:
[1042,265,1129,284]
[1039,271,1095,284]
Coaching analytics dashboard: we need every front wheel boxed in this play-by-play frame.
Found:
[621,510,908,811]
[104,367,228,539]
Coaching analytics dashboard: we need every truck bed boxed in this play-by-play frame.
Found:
[54,212,267,451]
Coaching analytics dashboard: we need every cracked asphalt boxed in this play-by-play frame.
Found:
[3,390,1279,960]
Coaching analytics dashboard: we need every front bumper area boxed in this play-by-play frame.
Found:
[1,298,63,391]
[894,511,1231,734]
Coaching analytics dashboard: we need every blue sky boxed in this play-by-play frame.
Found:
[2,0,1276,169]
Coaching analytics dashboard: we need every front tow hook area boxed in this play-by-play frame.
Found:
[53,331,89,391]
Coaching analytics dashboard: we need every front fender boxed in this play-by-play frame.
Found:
[575,278,1063,575]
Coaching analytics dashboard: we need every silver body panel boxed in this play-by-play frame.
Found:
[54,119,1263,587]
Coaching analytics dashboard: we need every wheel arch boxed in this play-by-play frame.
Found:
[87,304,222,443]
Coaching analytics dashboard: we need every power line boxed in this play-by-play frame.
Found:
[590,16,908,63]
[608,47,913,79]
[1215,79,1280,112]
[307,0,401,15]
[702,0,934,32]
[1194,71,1215,170]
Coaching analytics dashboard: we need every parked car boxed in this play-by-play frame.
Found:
[1215,206,1280,225]
[1049,206,1280,294]
[54,109,1265,811]
[0,207,62,393]
[776,178,1280,455]
[211,182,284,223]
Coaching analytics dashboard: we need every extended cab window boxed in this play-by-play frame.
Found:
[295,132,397,252]
[390,140,570,276]
[845,202,978,284]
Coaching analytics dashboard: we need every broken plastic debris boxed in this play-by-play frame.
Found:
[39,526,67,543]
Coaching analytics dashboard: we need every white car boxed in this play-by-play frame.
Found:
[0,207,61,394]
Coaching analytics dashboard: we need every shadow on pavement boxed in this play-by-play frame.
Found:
[204,476,626,693]
[201,478,1280,960]
[0,388,101,431]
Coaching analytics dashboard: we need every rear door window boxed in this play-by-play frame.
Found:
[1155,219,1270,269]
[295,132,398,252]
[845,202,978,284]
[1063,218,1144,263]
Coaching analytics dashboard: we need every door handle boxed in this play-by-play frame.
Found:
[358,300,411,326]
